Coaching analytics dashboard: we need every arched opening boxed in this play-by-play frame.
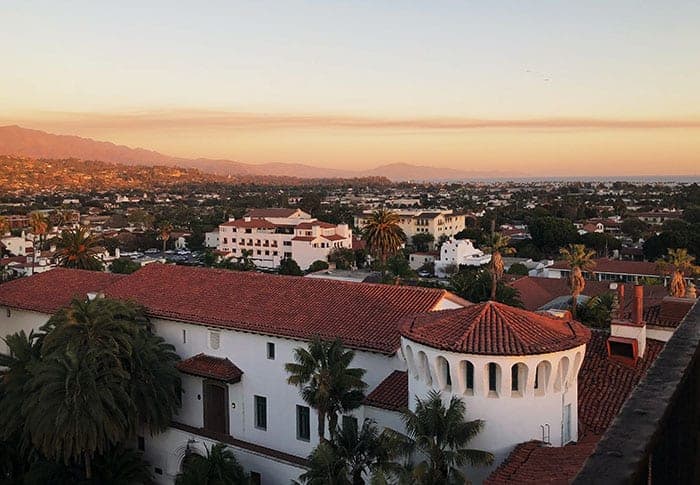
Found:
[461,360,475,395]
[511,362,527,397]
[404,345,416,378]
[417,351,432,386]
[486,362,501,397]
[435,356,451,390]
[555,356,570,392]
[534,360,552,396]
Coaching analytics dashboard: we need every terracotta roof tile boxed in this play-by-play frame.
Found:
[364,370,408,411]
[401,301,590,355]
[220,219,277,229]
[104,264,450,354]
[0,268,124,314]
[549,258,662,276]
[296,221,337,229]
[176,353,243,383]
[245,208,302,218]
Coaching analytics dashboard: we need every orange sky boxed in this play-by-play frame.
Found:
[2,2,699,175]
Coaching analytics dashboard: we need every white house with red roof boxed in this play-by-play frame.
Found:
[217,208,352,270]
[0,264,695,484]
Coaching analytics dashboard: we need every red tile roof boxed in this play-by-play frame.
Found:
[364,370,408,411]
[549,258,661,276]
[291,236,317,242]
[322,234,347,241]
[653,297,696,328]
[401,301,591,356]
[103,264,452,354]
[0,268,124,314]
[220,219,277,229]
[486,332,665,484]
[176,353,243,383]
[296,221,337,229]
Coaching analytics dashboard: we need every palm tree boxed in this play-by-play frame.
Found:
[175,443,247,485]
[392,390,494,484]
[90,445,153,485]
[56,226,103,271]
[158,221,174,253]
[559,244,596,319]
[285,337,367,441]
[298,418,401,485]
[361,209,406,269]
[657,248,697,297]
[483,232,515,301]
[29,212,49,275]
[0,215,9,236]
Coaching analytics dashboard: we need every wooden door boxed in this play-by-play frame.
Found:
[203,381,228,434]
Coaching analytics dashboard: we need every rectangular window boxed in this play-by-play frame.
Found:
[563,403,572,443]
[465,362,474,391]
[254,395,267,430]
[511,365,519,391]
[296,405,310,441]
[267,342,275,360]
[182,329,187,344]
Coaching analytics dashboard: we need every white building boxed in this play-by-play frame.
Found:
[434,238,491,277]
[354,209,467,247]
[217,209,352,270]
[0,265,683,484]
[204,228,220,248]
[0,232,33,256]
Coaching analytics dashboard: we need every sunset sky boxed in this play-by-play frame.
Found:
[2,1,699,176]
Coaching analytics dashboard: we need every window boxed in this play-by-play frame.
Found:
[223,237,228,244]
[209,330,220,350]
[488,363,498,393]
[465,361,474,392]
[137,435,145,451]
[267,342,275,360]
[296,405,310,441]
[563,403,572,444]
[182,329,187,344]
[283,241,292,246]
[511,365,519,391]
[284,252,292,258]
[254,395,267,430]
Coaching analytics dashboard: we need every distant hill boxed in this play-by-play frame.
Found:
[0,125,520,181]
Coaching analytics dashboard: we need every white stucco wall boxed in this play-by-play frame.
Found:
[0,308,50,355]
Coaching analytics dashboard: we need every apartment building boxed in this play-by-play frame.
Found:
[354,209,467,246]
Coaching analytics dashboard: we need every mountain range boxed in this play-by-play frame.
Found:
[0,125,517,181]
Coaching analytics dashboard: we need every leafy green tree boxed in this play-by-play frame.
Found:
[411,233,435,252]
[90,446,153,485]
[175,443,248,485]
[620,217,649,240]
[577,292,615,328]
[285,338,367,441]
[579,232,621,256]
[386,254,415,279]
[56,226,104,271]
[391,390,494,484]
[506,262,529,276]
[328,248,355,270]
[279,257,304,276]
[308,260,330,272]
[529,217,578,255]
[450,267,523,307]
[109,258,141,275]
[361,209,406,268]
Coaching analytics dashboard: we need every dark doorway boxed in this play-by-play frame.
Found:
[203,381,228,434]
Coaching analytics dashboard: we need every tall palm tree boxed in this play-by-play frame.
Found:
[285,337,367,441]
[559,244,596,319]
[0,215,9,236]
[657,248,697,297]
[297,418,401,485]
[56,226,103,271]
[29,212,49,275]
[175,443,248,485]
[392,390,494,485]
[361,209,406,269]
[483,231,515,301]
[158,221,174,253]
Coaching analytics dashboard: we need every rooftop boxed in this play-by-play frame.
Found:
[401,301,591,356]
[176,353,244,383]
[364,370,408,411]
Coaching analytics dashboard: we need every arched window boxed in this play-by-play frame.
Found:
[436,356,451,390]
[534,361,552,396]
[487,363,501,396]
[511,363,527,397]
[404,345,416,378]
[462,361,475,395]
[417,351,432,386]
[555,357,570,392]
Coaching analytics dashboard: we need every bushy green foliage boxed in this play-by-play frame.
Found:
[279,257,303,276]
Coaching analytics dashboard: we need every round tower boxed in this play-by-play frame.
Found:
[400,301,591,473]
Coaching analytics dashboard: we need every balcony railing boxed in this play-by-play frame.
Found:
[573,300,700,484]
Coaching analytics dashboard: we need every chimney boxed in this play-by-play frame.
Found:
[609,284,646,363]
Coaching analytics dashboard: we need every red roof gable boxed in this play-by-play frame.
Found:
[0,268,124,314]
[401,301,591,356]
[364,370,408,411]
[176,353,243,383]
[103,264,451,354]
